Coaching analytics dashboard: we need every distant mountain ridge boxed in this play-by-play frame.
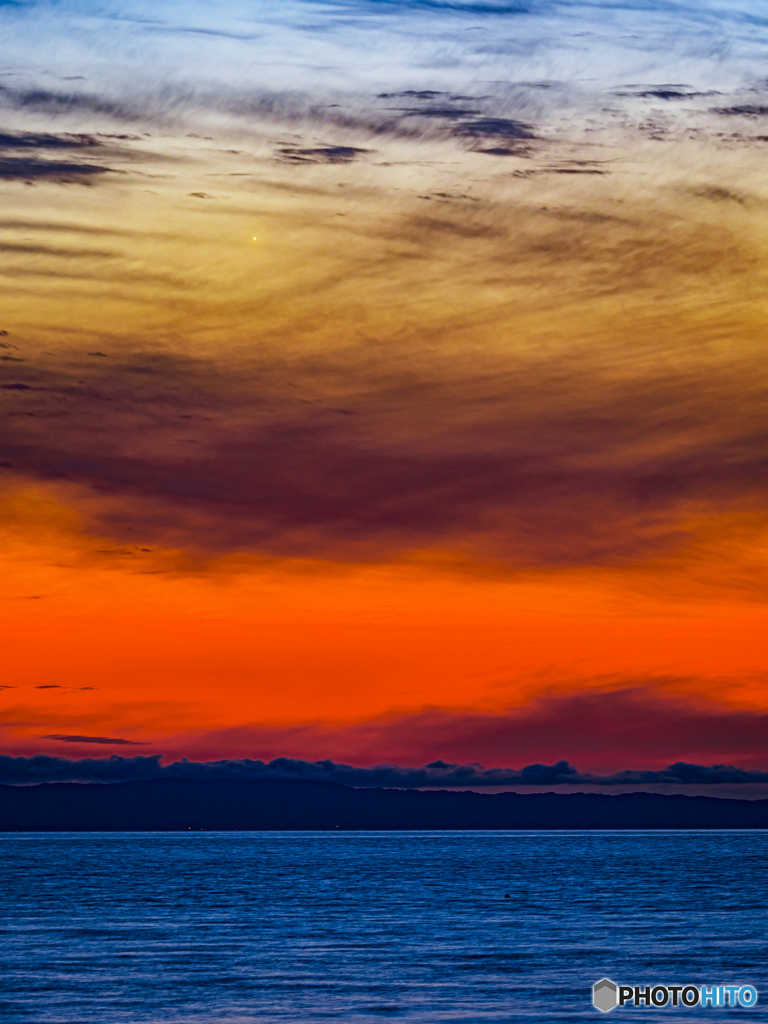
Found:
[2,778,768,830]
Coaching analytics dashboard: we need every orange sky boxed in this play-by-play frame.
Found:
[2,25,768,772]
[2,487,767,769]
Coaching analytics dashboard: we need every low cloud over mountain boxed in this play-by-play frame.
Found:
[3,753,768,788]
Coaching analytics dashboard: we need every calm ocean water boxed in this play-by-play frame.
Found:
[1,831,766,1024]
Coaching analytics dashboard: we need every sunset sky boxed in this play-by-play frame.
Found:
[1,0,768,783]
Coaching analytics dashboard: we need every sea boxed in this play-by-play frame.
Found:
[1,831,766,1024]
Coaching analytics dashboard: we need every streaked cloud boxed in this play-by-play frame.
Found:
[42,734,150,744]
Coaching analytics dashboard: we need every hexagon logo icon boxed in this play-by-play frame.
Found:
[593,978,618,1013]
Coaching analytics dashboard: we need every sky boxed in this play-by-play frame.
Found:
[1,0,768,789]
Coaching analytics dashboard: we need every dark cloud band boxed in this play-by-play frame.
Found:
[2,753,767,787]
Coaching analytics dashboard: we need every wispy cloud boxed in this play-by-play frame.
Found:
[3,317,768,564]
[41,734,149,744]
[154,687,768,769]
[0,131,103,149]
[0,157,109,180]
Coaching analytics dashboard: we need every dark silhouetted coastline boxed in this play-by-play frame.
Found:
[2,778,767,831]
